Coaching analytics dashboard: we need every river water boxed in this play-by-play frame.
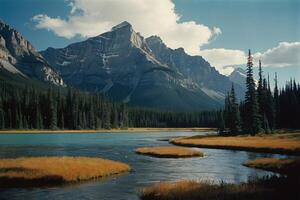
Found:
[0,131,285,200]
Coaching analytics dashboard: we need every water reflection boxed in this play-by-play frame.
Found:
[0,132,282,200]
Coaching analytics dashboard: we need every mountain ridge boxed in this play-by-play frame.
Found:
[0,19,64,86]
[41,21,244,111]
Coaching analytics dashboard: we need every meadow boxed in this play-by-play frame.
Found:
[0,156,130,187]
[170,133,300,155]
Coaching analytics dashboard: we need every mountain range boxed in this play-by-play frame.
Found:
[0,20,245,111]
[0,20,64,86]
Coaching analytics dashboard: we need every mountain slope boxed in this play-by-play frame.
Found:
[41,21,244,111]
[228,67,247,89]
[146,36,245,101]
[0,20,64,86]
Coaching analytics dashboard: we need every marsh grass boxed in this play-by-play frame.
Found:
[141,180,273,200]
[243,158,300,175]
[0,156,130,187]
[135,146,203,158]
[140,175,300,200]
[170,133,300,155]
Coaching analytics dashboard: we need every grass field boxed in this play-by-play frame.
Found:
[0,156,130,187]
[243,158,300,174]
[135,146,203,158]
[170,133,300,155]
[140,175,300,200]
[140,179,279,200]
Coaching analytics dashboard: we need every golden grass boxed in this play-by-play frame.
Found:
[0,127,216,134]
[170,133,300,155]
[135,146,203,158]
[243,158,300,174]
[0,156,130,187]
[141,180,271,200]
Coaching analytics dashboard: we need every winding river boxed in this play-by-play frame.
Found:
[0,131,286,200]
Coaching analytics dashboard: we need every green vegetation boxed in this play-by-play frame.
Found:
[221,50,300,135]
[135,146,203,158]
[243,50,261,135]
[0,156,130,187]
[0,80,220,130]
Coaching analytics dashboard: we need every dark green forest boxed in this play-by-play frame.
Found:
[0,50,298,131]
[0,82,219,130]
[222,50,300,135]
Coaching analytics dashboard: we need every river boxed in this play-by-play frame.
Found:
[0,131,286,200]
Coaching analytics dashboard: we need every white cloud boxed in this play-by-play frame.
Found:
[31,1,299,76]
[32,0,220,55]
[253,42,300,67]
[199,48,246,75]
[200,42,300,75]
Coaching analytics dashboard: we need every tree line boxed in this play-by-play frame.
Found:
[0,82,220,130]
[221,50,300,135]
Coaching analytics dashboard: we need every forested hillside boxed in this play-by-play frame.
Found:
[221,50,300,135]
[0,81,220,130]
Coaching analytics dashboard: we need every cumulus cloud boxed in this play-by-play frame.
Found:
[253,42,300,67]
[31,1,299,76]
[201,42,300,75]
[199,48,246,75]
[32,0,220,55]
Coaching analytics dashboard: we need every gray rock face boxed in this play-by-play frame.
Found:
[228,67,247,90]
[146,36,245,101]
[41,21,244,110]
[0,20,64,86]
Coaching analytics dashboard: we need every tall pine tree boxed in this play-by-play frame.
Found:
[244,49,261,135]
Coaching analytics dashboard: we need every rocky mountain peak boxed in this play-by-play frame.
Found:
[41,21,245,110]
[228,67,247,89]
[90,21,152,52]
[146,35,163,44]
[0,19,64,86]
[111,21,132,31]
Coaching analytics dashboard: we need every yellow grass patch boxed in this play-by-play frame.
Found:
[243,158,300,174]
[135,146,203,158]
[0,156,130,187]
[170,133,300,155]
[141,180,269,200]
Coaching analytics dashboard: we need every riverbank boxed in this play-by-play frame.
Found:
[243,158,300,174]
[140,175,299,200]
[0,156,130,188]
[170,132,300,155]
[141,157,300,200]
[0,127,217,134]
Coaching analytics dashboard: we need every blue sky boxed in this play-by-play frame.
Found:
[174,0,299,52]
[0,0,299,86]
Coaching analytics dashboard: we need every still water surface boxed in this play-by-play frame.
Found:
[0,131,285,200]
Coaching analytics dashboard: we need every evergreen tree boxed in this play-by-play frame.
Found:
[274,73,280,128]
[223,92,231,128]
[257,60,265,122]
[0,97,4,129]
[266,74,275,131]
[244,49,261,135]
[218,111,225,134]
[228,84,241,134]
[48,89,57,130]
